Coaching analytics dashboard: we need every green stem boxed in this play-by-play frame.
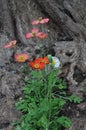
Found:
[48,85,52,120]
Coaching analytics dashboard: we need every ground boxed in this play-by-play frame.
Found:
[0,35,86,130]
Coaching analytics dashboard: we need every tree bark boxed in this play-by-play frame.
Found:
[1,0,86,129]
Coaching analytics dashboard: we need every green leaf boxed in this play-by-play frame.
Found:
[57,81,67,89]
[57,84,65,89]
[24,77,31,84]
[69,94,83,103]
[15,100,28,112]
[38,115,49,129]
[30,70,42,79]
[49,119,62,130]
[56,116,72,128]
[23,85,34,94]
[52,98,66,110]
[39,98,51,113]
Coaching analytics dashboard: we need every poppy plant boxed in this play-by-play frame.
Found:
[37,32,48,40]
[25,28,39,39]
[32,17,49,25]
[15,53,29,62]
[4,40,17,48]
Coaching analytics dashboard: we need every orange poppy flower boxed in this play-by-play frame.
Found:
[4,40,17,48]
[42,56,50,64]
[15,53,29,62]
[34,57,50,64]
[34,57,43,63]
[30,61,45,70]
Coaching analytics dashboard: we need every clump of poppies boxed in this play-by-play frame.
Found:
[4,17,60,69]
[30,56,50,70]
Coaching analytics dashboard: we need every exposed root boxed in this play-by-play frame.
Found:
[54,41,81,87]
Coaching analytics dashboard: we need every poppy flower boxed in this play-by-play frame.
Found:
[34,57,43,63]
[37,32,48,40]
[41,56,50,64]
[34,57,50,64]
[15,53,29,62]
[25,28,39,38]
[4,40,17,48]
[52,56,60,68]
[32,17,49,25]
[30,61,45,70]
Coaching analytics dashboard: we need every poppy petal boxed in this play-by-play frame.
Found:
[25,33,33,38]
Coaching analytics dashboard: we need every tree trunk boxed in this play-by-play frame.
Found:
[0,0,86,129]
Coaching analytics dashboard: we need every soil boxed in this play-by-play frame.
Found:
[0,35,86,130]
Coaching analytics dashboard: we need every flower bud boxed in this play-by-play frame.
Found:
[47,54,52,63]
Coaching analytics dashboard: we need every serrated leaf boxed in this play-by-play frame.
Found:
[38,115,49,129]
[56,116,72,128]
[57,84,65,89]
[30,70,41,78]
[69,94,83,103]
[52,98,66,111]
[39,98,51,113]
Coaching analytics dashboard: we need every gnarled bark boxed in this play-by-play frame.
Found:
[0,0,86,129]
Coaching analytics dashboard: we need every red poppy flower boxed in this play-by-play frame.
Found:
[34,57,43,63]
[37,32,48,40]
[4,40,17,48]
[41,57,50,64]
[32,17,49,25]
[34,57,50,64]
[15,53,29,62]
[30,61,45,70]
[25,28,39,38]
[30,56,49,69]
